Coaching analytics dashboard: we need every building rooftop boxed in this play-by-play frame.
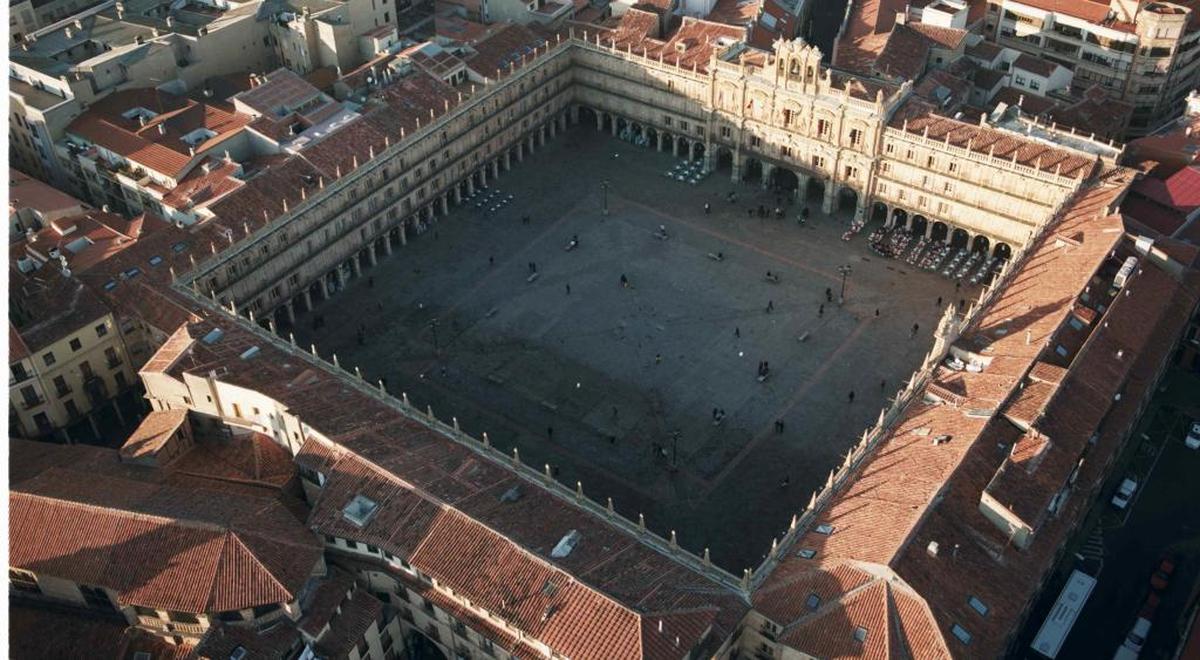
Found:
[10,464,322,613]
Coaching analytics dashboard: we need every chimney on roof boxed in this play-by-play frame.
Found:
[894,11,906,25]
[64,26,74,39]
[926,541,939,557]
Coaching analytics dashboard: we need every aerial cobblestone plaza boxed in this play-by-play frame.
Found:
[296,127,965,568]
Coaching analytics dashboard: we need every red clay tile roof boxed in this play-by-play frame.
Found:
[10,604,195,660]
[907,22,967,49]
[890,99,1098,179]
[10,467,322,614]
[67,88,250,181]
[120,409,189,461]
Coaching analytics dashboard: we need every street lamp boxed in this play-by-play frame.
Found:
[601,180,610,216]
[837,264,852,305]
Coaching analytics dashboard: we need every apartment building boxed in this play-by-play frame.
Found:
[985,0,1200,135]
[9,169,91,239]
[10,0,395,193]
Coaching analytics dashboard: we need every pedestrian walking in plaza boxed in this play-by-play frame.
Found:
[655,353,663,365]
[825,287,833,302]
[875,308,880,317]
[368,276,375,288]
[566,284,571,295]
[775,419,785,434]
[548,426,554,440]
[880,379,886,391]
[911,322,920,337]
[620,273,629,288]
[735,327,741,338]
[959,298,966,310]
[936,296,943,307]
[848,390,855,403]
[489,255,495,266]
[819,304,824,317]
[766,300,775,313]
[779,475,790,488]
[704,202,711,214]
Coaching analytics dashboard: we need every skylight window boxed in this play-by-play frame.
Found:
[103,280,118,291]
[1055,344,1069,357]
[815,523,835,535]
[853,626,868,643]
[149,255,164,266]
[65,236,92,253]
[1068,316,1085,331]
[181,128,218,146]
[201,328,224,344]
[122,107,158,122]
[550,530,581,558]
[796,548,816,559]
[806,593,820,610]
[968,596,989,616]
[172,241,188,253]
[951,624,972,644]
[342,494,379,527]
[123,266,142,279]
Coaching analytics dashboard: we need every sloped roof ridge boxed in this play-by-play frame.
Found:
[208,531,293,609]
[13,490,230,534]
[778,562,891,632]
[336,444,650,622]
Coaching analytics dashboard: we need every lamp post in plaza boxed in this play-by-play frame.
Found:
[429,317,441,355]
[838,264,852,305]
[601,180,610,216]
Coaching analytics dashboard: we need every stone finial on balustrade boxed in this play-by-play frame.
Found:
[426,404,434,419]
[703,547,711,567]
[481,431,490,447]
[354,366,362,379]
[807,491,817,512]
[511,447,520,465]
[670,530,678,550]
[332,353,339,368]
[638,513,646,532]
[452,416,460,431]
[606,497,614,515]
[544,463,553,480]
[378,379,386,394]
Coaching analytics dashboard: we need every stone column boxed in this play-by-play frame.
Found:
[399,222,408,246]
[335,267,346,289]
[762,164,774,190]
[517,143,525,162]
[689,141,698,162]
[657,132,665,151]
[383,233,393,255]
[925,220,935,239]
[453,185,463,204]
[284,301,296,324]
[596,112,603,131]
[822,183,836,215]
[368,242,378,266]
[855,195,868,224]
[528,135,535,154]
[302,289,314,310]
[672,138,680,157]
[504,152,512,170]
[611,117,618,137]
[571,105,580,124]
[440,194,449,215]
[425,205,435,222]
[467,177,476,195]
[491,160,499,178]
[730,149,742,183]
[480,167,488,187]
[352,254,363,278]
[549,119,557,138]
[797,172,811,201]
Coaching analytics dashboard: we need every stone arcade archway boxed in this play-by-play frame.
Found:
[971,234,991,254]
[837,186,859,215]
[890,208,908,229]
[772,168,799,195]
[911,215,929,237]
[930,221,949,243]
[871,202,889,223]
[994,242,1013,260]
[950,227,970,249]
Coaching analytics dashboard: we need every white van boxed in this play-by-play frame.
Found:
[1123,617,1152,653]
[1111,478,1138,509]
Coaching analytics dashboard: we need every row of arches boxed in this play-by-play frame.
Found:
[872,203,1013,259]
[258,110,572,330]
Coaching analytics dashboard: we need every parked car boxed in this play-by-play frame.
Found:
[1112,478,1139,509]
[1185,421,1200,450]
[1122,616,1152,653]
[1150,557,1176,592]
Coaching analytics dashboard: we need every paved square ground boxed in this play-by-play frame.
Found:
[292,128,967,570]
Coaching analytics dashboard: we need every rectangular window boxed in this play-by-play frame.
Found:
[951,624,972,644]
[53,376,69,396]
[968,596,989,616]
[95,323,108,338]
[43,352,56,367]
